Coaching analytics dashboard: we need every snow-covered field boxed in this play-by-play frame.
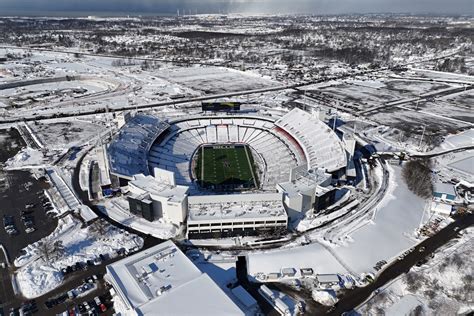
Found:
[330,165,427,275]
[31,119,106,150]
[14,215,143,298]
[157,66,278,94]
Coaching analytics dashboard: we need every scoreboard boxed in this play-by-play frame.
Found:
[202,101,241,112]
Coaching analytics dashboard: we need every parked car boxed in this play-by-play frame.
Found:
[67,290,76,299]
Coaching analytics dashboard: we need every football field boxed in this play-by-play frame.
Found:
[195,144,258,190]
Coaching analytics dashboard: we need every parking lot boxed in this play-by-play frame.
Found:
[7,258,118,316]
[0,169,58,261]
[0,129,160,315]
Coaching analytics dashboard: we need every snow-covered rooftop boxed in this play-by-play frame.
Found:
[434,182,456,196]
[187,193,286,222]
[106,240,244,315]
[129,174,188,203]
[277,168,332,197]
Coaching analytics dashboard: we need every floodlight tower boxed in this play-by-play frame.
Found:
[419,125,426,149]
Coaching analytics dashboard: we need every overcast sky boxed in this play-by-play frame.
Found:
[0,0,472,16]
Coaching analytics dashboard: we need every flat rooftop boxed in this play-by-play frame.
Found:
[188,193,286,222]
[106,240,243,315]
[278,168,332,197]
[129,174,188,203]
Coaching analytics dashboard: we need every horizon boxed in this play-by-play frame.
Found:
[0,11,472,18]
[0,0,472,17]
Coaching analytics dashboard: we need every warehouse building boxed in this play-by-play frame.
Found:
[105,240,244,316]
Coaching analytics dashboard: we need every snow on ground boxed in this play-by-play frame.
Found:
[99,197,179,239]
[384,294,424,316]
[328,165,427,275]
[31,119,106,150]
[358,227,474,316]
[14,215,143,298]
[246,242,348,280]
[5,147,47,169]
[157,66,279,94]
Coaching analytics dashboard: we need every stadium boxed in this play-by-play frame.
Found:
[106,106,352,238]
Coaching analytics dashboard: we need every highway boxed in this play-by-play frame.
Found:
[359,84,474,116]
[327,212,473,315]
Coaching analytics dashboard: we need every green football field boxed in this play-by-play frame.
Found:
[195,145,258,190]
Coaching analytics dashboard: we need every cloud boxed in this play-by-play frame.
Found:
[0,0,472,15]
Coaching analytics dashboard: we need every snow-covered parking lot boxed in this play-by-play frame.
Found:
[14,215,143,298]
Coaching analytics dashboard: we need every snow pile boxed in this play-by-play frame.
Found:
[311,290,338,306]
[15,215,143,298]
[5,147,46,169]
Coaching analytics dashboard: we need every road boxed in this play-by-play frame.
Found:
[359,84,474,116]
[327,212,473,315]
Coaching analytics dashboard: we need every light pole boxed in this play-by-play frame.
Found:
[419,125,426,150]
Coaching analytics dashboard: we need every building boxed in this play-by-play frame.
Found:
[433,182,457,203]
[277,167,335,221]
[316,274,340,286]
[105,240,244,316]
[186,193,287,239]
[231,286,258,315]
[342,133,357,180]
[258,284,299,316]
[128,168,189,225]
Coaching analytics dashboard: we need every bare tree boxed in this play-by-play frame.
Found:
[402,159,434,198]
[37,239,65,262]
[88,219,110,237]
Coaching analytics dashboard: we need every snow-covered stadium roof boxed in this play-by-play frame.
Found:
[105,240,244,316]
[187,193,286,222]
[108,113,169,179]
[275,108,347,172]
